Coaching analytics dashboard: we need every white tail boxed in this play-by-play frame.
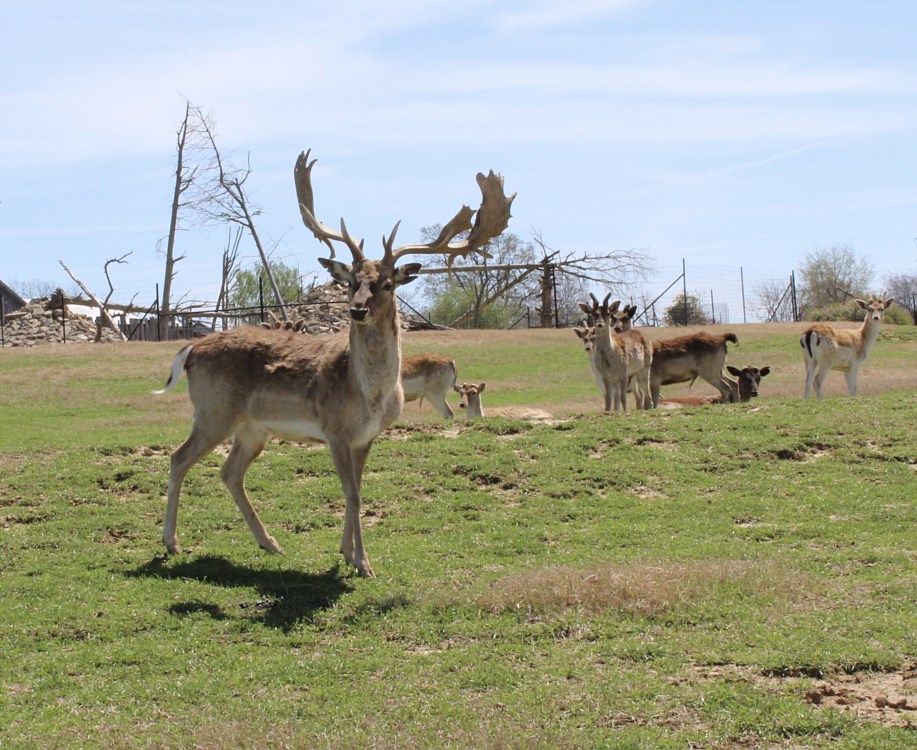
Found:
[578,295,653,412]
[154,150,514,577]
[401,353,458,419]
[801,297,893,400]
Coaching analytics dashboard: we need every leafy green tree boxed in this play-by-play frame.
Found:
[663,293,709,326]
[228,260,302,322]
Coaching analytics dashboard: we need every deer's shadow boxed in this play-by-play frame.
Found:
[129,554,353,631]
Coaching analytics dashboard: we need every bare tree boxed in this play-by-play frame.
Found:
[798,244,873,314]
[157,101,208,339]
[193,109,288,321]
[533,233,652,327]
[882,271,917,320]
[212,226,243,331]
[751,278,795,322]
[58,255,132,342]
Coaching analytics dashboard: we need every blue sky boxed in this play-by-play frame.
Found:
[2,0,915,321]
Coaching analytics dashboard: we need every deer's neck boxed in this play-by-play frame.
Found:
[348,310,402,397]
[857,315,882,357]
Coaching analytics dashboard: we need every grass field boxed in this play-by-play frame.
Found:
[1,322,915,749]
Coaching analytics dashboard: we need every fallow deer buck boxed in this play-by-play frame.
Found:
[578,295,653,412]
[154,150,514,577]
[801,297,894,400]
[401,353,458,419]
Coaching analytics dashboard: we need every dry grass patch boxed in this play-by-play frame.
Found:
[468,560,813,619]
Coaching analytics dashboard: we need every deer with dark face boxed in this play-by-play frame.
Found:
[726,365,771,402]
[801,297,894,399]
[154,150,514,577]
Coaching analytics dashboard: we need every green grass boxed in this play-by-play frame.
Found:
[0,328,915,749]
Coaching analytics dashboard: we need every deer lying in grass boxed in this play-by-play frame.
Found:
[154,150,514,577]
[801,297,894,400]
[648,331,739,407]
[401,353,457,419]
[453,381,552,421]
[578,295,653,412]
[659,365,770,408]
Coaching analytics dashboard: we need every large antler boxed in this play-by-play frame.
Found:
[382,170,516,267]
[294,150,365,262]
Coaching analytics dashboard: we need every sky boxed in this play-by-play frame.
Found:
[2,0,915,323]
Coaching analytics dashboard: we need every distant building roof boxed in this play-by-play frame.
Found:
[0,279,26,314]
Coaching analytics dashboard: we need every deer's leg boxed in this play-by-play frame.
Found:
[812,364,831,400]
[602,380,613,414]
[803,358,816,399]
[328,439,376,578]
[844,365,859,396]
[431,394,454,420]
[163,423,226,554]
[220,424,282,554]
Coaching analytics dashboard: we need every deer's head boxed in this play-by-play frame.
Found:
[578,293,620,329]
[857,297,894,323]
[726,365,771,402]
[295,150,515,327]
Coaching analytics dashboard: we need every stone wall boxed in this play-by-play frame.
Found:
[1,301,121,347]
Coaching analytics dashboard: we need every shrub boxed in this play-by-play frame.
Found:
[805,300,911,325]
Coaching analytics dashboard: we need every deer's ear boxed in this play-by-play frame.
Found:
[578,302,591,315]
[478,382,486,392]
[394,263,422,286]
[453,384,462,393]
[884,297,895,309]
[319,258,354,286]
[726,365,741,376]
[855,299,868,310]
[760,366,771,377]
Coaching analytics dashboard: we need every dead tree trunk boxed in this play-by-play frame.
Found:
[58,260,128,342]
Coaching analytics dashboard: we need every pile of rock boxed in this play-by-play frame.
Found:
[1,300,122,347]
[264,281,438,333]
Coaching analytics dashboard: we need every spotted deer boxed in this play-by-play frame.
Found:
[154,150,514,577]
[801,297,894,400]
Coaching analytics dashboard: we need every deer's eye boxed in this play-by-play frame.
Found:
[381,281,394,291]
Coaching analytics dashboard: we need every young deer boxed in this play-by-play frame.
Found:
[801,297,894,399]
[454,381,486,419]
[578,295,653,412]
[453,381,552,421]
[154,150,514,577]
[572,324,603,389]
[401,353,457,419]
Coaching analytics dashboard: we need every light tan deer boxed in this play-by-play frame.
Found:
[401,353,457,419]
[801,297,893,399]
[572,324,603,389]
[154,150,514,577]
[578,295,653,412]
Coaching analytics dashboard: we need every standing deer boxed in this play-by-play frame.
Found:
[154,150,514,577]
[578,295,653,412]
[401,353,458,419]
[648,331,739,407]
[801,297,894,399]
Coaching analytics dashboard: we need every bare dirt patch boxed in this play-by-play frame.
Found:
[804,666,917,729]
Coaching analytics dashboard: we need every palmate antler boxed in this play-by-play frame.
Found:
[294,150,515,267]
